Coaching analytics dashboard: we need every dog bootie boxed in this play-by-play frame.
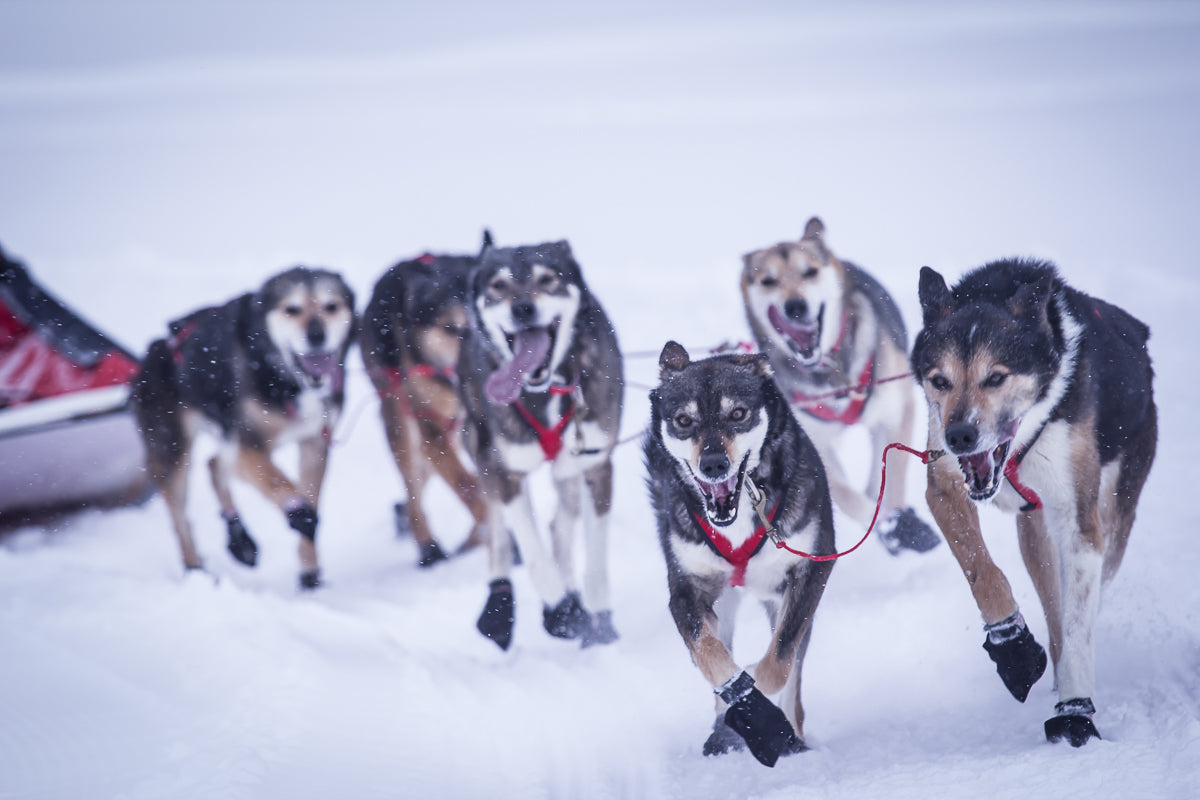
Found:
[580,610,619,648]
[477,579,515,651]
[877,507,942,555]
[1045,698,1101,747]
[298,568,321,590]
[982,611,1047,702]
[702,716,746,757]
[543,591,589,639]
[718,671,802,768]
[224,515,258,567]
[417,540,448,568]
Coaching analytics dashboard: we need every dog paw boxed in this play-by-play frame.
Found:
[982,612,1047,702]
[543,592,589,639]
[1045,698,1101,747]
[298,569,321,590]
[224,516,259,568]
[286,504,319,542]
[417,540,448,568]
[477,579,515,651]
[722,683,802,768]
[392,502,412,538]
[877,507,942,555]
[580,610,619,648]
[702,716,746,757]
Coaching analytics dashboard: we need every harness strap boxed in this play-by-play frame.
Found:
[513,398,576,461]
[689,501,780,587]
[792,353,875,425]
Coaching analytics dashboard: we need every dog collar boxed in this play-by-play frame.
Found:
[689,499,780,587]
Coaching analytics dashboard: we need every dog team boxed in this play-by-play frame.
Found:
[128,218,1156,764]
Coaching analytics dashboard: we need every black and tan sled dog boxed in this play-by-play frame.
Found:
[132,267,357,589]
[742,217,939,554]
[913,259,1156,746]
[361,250,489,568]
[461,235,623,651]
[645,342,835,767]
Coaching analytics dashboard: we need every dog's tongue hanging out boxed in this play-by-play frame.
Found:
[297,352,339,384]
[486,327,552,404]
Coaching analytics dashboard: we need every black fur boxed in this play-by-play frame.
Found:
[914,258,1154,464]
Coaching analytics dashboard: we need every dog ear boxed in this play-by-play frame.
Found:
[658,340,691,376]
[918,267,954,326]
[1008,273,1054,327]
[730,352,773,377]
[479,229,494,256]
[802,217,825,240]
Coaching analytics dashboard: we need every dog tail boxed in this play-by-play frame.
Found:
[131,338,187,477]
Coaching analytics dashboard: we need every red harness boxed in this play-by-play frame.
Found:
[791,353,875,425]
[373,364,460,429]
[512,384,577,461]
[689,501,780,587]
[1004,445,1043,512]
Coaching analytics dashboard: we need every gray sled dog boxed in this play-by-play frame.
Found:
[742,217,939,554]
[913,259,1156,746]
[645,342,835,767]
[460,234,623,650]
[132,267,357,589]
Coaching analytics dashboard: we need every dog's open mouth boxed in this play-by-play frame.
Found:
[485,318,560,404]
[294,351,339,386]
[767,304,821,366]
[693,455,749,527]
[958,439,1012,501]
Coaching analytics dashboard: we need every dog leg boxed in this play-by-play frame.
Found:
[776,625,813,747]
[379,397,447,566]
[1100,414,1156,584]
[870,393,941,555]
[425,425,490,553]
[1017,511,1063,671]
[160,459,203,571]
[235,444,321,588]
[1042,445,1105,746]
[926,458,1017,624]
[579,461,618,647]
[208,452,258,568]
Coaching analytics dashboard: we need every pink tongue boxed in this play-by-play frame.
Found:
[767,305,818,354]
[298,352,337,380]
[485,327,552,404]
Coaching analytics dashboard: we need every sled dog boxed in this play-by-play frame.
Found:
[460,234,624,650]
[361,250,489,567]
[645,342,835,767]
[913,259,1156,746]
[132,267,356,589]
[742,217,939,554]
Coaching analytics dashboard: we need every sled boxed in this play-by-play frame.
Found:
[0,246,149,521]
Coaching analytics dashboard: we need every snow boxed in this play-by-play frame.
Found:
[3,2,1200,798]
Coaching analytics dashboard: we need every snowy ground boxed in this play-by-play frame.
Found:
[2,2,1200,798]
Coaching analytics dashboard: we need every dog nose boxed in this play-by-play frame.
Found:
[699,451,731,481]
[306,318,326,348]
[945,422,979,454]
[784,297,809,320]
[511,299,537,325]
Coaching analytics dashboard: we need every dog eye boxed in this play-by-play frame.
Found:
[729,407,747,422]
[284,305,303,317]
[537,273,559,289]
[489,278,510,293]
[674,413,694,429]
[983,372,1007,388]
[760,276,779,288]
[929,375,951,392]
[322,302,341,314]
[802,267,819,280]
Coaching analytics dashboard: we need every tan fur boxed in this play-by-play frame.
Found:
[368,306,488,553]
